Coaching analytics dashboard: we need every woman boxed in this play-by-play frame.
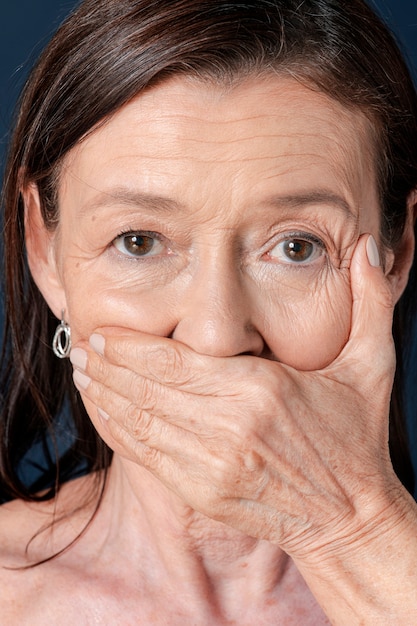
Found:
[1,0,417,622]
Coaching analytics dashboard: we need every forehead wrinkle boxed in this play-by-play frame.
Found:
[116,127,371,182]
[77,187,185,218]
[61,75,378,230]
[260,189,356,217]
[308,113,376,194]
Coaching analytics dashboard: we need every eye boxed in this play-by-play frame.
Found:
[269,234,324,264]
[112,231,165,258]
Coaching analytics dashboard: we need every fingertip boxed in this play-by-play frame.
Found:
[98,408,110,423]
[351,233,393,331]
[366,234,380,268]
[90,333,105,355]
[350,234,383,282]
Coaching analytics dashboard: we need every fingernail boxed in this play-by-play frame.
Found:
[98,408,110,422]
[69,347,87,371]
[73,369,91,390]
[90,333,105,355]
[366,235,380,267]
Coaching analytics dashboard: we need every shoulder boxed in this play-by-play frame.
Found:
[0,497,44,564]
[0,499,48,622]
[0,475,101,623]
[0,474,98,563]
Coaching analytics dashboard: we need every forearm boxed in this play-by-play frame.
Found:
[293,484,417,625]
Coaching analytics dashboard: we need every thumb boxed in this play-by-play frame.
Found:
[331,234,396,383]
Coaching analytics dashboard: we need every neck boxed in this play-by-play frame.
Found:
[93,457,298,601]
[47,455,324,622]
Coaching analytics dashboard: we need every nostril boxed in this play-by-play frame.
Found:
[169,311,266,358]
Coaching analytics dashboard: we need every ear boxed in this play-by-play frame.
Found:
[386,189,417,304]
[23,183,67,320]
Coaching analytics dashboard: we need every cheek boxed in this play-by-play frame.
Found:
[63,260,352,372]
[263,270,352,370]
[62,273,182,343]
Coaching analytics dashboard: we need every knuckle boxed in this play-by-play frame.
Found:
[140,445,161,470]
[244,372,284,419]
[209,450,238,493]
[208,437,264,499]
[134,377,157,411]
[125,403,153,441]
[224,416,249,440]
[202,437,239,494]
[145,344,190,386]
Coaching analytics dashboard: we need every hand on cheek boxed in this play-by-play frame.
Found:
[70,233,398,559]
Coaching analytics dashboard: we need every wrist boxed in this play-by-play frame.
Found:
[290,480,417,624]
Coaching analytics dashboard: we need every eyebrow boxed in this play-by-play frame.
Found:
[80,187,355,219]
[263,190,355,219]
[79,188,184,217]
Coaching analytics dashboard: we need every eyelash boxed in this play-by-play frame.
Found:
[112,230,167,258]
[111,229,327,266]
[266,231,326,265]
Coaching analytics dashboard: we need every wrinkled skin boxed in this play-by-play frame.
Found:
[29,76,383,365]
[25,76,417,623]
[72,238,398,554]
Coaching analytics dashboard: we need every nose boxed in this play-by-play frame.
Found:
[171,258,265,357]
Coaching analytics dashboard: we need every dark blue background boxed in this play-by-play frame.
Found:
[1,1,417,488]
[1,0,417,167]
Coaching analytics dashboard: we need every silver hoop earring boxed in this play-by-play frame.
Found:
[52,311,72,359]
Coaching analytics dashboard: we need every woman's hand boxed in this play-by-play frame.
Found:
[70,234,417,622]
[70,234,400,551]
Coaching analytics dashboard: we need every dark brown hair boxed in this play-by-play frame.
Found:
[1,0,417,503]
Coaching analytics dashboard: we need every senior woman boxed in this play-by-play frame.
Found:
[1,0,417,623]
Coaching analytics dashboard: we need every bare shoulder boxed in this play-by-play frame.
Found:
[0,474,98,561]
[0,497,50,565]
[0,498,54,622]
[0,475,101,624]
[0,480,159,625]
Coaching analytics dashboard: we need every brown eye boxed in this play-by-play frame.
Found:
[269,236,324,264]
[113,232,164,257]
[284,239,313,262]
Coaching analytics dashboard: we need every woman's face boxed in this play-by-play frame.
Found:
[43,75,381,369]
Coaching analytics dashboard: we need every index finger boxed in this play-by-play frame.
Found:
[87,329,242,393]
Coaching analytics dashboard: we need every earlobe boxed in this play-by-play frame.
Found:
[23,182,67,319]
[386,189,416,304]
